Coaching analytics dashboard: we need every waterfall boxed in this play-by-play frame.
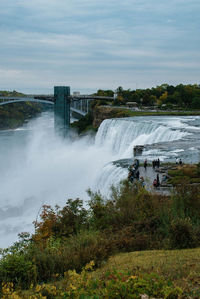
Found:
[93,117,190,195]
[95,118,189,158]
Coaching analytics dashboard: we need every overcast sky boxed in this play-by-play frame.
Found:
[0,0,200,94]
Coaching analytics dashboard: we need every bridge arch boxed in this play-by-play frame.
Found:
[0,98,54,106]
[0,87,114,137]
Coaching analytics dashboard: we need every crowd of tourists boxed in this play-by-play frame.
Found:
[128,159,145,187]
[128,157,183,189]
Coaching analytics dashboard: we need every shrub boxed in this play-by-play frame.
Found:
[2,262,182,298]
[29,230,113,283]
[0,254,36,289]
[169,217,196,249]
[171,184,200,221]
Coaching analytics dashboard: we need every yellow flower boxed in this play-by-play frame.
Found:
[69,283,76,290]
[85,260,95,271]
[128,275,137,280]
[35,284,42,292]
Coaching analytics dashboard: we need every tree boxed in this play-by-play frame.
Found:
[191,97,200,109]
[157,91,168,106]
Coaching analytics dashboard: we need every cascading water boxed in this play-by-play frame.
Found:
[95,118,189,158]
[93,116,199,195]
[0,113,199,248]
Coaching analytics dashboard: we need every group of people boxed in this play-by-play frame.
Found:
[176,158,183,165]
[128,159,145,187]
[128,159,140,183]
[128,155,184,190]
[152,158,160,169]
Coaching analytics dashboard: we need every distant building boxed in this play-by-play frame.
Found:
[73,91,80,96]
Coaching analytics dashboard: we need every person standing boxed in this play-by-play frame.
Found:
[144,159,147,170]
[156,174,160,187]
[157,158,160,168]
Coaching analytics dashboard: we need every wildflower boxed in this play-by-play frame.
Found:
[85,260,95,271]
[69,284,76,290]
[128,275,137,281]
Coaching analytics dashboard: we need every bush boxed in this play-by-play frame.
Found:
[191,97,200,109]
[169,217,196,249]
[29,230,113,283]
[0,179,199,290]
[0,254,36,289]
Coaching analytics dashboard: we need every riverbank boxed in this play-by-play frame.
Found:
[0,102,43,130]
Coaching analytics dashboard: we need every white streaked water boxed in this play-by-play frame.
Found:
[0,113,200,248]
[95,118,189,158]
[93,116,200,196]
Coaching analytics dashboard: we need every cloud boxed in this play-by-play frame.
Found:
[0,0,199,93]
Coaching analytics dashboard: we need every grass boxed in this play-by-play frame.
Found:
[7,248,200,298]
[123,109,200,117]
[168,164,200,185]
[94,247,200,294]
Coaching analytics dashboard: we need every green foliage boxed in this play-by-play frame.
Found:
[168,164,200,185]
[0,177,199,291]
[1,262,183,298]
[0,90,25,97]
[33,199,88,242]
[0,253,36,289]
[191,96,200,108]
[169,217,196,249]
[71,112,96,134]
[97,83,200,108]
[0,101,42,130]
[27,230,113,283]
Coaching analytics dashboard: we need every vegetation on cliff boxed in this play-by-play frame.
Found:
[0,90,49,130]
[0,165,199,297]
[71,106,131,133]
[72,83,200,134]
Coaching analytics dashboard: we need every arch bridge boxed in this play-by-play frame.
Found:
[0,86,114,137]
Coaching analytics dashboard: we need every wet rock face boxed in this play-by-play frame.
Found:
[92,106,129,128]
[134,146,144,156]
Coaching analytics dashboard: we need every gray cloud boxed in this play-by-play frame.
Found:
[0,0,199,93]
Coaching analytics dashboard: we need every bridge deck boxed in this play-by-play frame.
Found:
[0,94,113,118]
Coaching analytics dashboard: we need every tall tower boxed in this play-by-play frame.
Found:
[54,86,70,137]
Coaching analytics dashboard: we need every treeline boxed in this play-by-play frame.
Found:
[0,90,46,129]
[0,167,199,292]
[95,83,200,108]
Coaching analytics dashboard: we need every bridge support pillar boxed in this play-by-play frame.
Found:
[54,86,70,137]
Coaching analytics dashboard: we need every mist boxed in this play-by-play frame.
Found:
[0,113,199,248]
[0,113,115,248]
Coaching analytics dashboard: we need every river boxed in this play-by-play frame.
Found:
[0,112,200,248]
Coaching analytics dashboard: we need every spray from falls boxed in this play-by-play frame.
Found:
[0,114,196,248]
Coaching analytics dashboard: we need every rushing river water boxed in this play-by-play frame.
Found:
[0,112,200,248]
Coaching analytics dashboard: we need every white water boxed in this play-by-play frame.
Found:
[95,118,189,158]
[0,113,199,248]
